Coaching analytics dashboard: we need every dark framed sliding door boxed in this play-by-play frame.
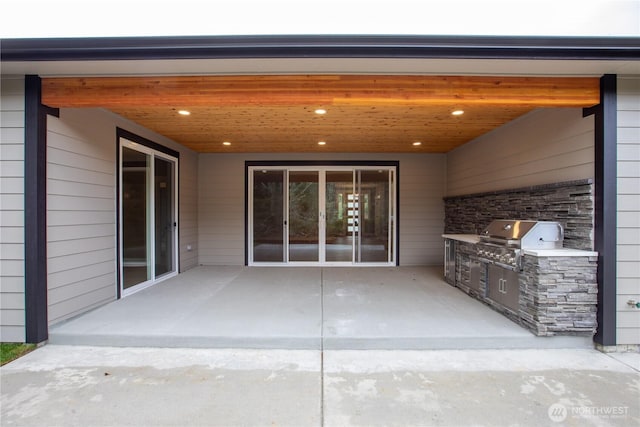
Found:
[248,165,396,266]
[252,170,285,262]
[288,170,319,262]
[325,171,355,262]
[119,138,178,296]
[355,169,393,263]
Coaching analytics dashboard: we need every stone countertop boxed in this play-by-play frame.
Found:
[442,234,598,257]
[442,234,481,244]
[523,248,598,257]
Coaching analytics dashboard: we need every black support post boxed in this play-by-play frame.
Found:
[24,75,49,344]
[593,74,617,347]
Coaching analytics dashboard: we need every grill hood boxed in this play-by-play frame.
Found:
[480,220,564,249]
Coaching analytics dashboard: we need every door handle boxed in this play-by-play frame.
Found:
[499,278,507,294]
[503,279,506,293]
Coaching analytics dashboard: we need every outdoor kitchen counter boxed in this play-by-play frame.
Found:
[442,234,598,257]
[523,248,598,257]
[442,233,599,338]
[441,234,480,244]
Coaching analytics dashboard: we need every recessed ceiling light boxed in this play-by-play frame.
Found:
[222,141,231,146]
[412,141,422,146]
[315,109,327,115]
[178,110,191,116]
[451,110,464,116]
[318,141,327,145]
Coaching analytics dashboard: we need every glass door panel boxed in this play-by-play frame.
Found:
[120,140,178,297]
[122,147,151,289]
[289,171,319,262]
[248,166,395,266]
[357,169,391,263]
[325,171,354,262]
[154,156,175,277]
[253,170,285,262]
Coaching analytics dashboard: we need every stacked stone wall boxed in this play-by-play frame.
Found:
[520,255,598,336]
[444,179,593,250]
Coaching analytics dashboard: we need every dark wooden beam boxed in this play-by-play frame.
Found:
[593,74,617,347]
[24,75,49,344]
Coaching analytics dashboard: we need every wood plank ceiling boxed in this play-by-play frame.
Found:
[41,75,600,153]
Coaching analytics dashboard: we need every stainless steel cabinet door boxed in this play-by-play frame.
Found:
[487,264,520,313]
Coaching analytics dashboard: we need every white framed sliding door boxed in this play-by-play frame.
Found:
[119,138,179,296]
[248,165,396,266]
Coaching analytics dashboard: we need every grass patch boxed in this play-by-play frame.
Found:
[1,343,37,366]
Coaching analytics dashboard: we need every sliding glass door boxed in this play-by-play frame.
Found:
[356,169,392,263]
[289,171,319,262]
[249,166,395,266]
[325,171,354,262]
[120,139,178,296]
[252,170,285,262]
[154,156,176,277]
[121,147,151,288]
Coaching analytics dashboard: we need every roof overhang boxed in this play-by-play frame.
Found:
[2,35,637,153]
[2,35,640,77]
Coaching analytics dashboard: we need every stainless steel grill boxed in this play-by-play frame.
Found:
[476,220,564,270]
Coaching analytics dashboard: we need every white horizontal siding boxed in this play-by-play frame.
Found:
[1,111,24,128]
[46,107,199,325]
[179,151,199,271]
[399,155,446,265]
[198,153,445,266]
[0,76,25,342]
[48,260,115,289]
[198,154,245,265]
[47,110,118,325]
[617,76,640,346]
[446,108,594,196]
[48,286,116,323]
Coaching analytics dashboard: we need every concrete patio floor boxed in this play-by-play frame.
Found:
[2,345,638,426]
[49,266,591,350]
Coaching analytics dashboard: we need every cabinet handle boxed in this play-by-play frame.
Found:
[499,278,506,294]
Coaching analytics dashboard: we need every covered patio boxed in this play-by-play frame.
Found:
[49,266,591,350]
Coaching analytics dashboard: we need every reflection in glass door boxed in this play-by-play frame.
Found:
[252,170,285,262]
[120,140,178,296]
[288,171,319,262]
[356,169,392,263]
[122,147,151,289]
[325,171,354,262]
[154,156,176,277]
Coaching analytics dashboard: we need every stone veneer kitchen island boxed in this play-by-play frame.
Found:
[443,234,598,337]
